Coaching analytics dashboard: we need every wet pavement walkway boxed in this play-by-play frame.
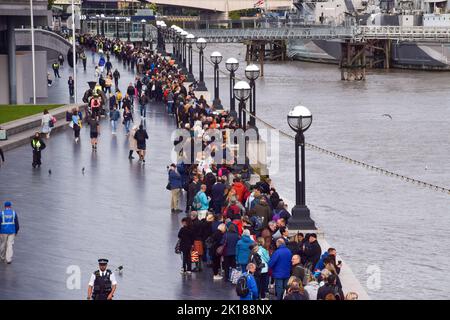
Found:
[0,52,236,300]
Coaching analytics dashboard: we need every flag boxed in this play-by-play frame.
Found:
[253,0,264,8]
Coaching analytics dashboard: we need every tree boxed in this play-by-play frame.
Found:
[48,0,55,10]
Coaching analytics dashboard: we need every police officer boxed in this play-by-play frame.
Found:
[0,201,19,264]
[87,259,117,300]
[52,61,61,78]
[31,132,46,168]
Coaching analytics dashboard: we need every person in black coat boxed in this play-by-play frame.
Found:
[316,274,344,300]
[210,224,225,278]
[178,217,194,274]
[284,281,309,300]
[211,178,226,214]
[186,175,201,213]
[303,233,322,271]
[31,132,46,168]
[134,124,149,163]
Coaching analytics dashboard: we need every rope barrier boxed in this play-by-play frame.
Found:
[186,47,450,195]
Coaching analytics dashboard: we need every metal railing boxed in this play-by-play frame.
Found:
[356,26,450,42]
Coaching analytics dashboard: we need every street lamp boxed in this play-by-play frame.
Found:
[100,14,105,36]
[287,105,316,230]
[211,51,223,109]
[126,18,131,42]
[225,57,239,117]
[180,30,188,72]
[233,81,250,127]
[141,19,146,46]
[170,25,178,58]
[186,33,195,82]
[115,17,120,40]
[245,64,260,127]
[176,28,183,63]
[195,38,207,91]
[95,14,100,35]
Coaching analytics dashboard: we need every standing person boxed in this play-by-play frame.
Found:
[257,237,270,300]
[222,223,239,282]
[303,233,322,271]
[178,217,194,275]
[210,223,226,280]
[81,51,87,71]
[58,53,64,66]
[110,105,120,135]
[235,229,254,272]
[0,201,19,264]
[68,76,75,98]
[104,76,113,95]
[211,178,226,214]
[269,238,293,300]
[87,259,117,300]
[122,105,133,135]
[128,125,138,160]
[134,124,148,163]
[248,243,264,299]
[237,263,259,300]
[52,61,61,78]
[113,69,120,88]
[168,164,183,214]
[71,108,81,143]
[88,115,99,151]
[41,109,53,139]
[192,184,210,220]
[316,274,344,300]
[186,175,201,214]
[31,132,46,168]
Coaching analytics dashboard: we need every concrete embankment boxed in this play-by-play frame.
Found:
[0,104,85,152]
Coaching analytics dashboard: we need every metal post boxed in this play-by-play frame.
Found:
[295,131,301,205]
[142,22,145,44]
[30,0,36,104]
[250,81,256,126]
[71,0,77,103]
[116,19,119,39]
[300,132,306,205]
[97,18,99,35]
[7,17,17,104]
[229,70,235,115]
[101,19,105,36]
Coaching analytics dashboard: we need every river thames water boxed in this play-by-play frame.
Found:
[196,43,450,299]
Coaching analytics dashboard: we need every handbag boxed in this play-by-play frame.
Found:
[174,240,181,255]
[69,121,74,128]
[216,234,227,256]
[48,119,54,128]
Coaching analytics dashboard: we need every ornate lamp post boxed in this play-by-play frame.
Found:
[233,80,251,128]
[245,64,260,127]
[126,17,131,42]
[180,30,188,73]
[95,14,100,35]
[225,57,239,117]
[195,37,207,91]
[287,105,317,230]
[210,51,223,109]
[100,14,105,37]
[141,19,146,46]
[186,33,195,82]
[115,17,120,40]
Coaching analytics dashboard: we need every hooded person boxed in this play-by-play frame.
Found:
[128,124,139,160]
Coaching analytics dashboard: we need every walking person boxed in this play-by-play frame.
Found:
[178,217,194,275]
[0,201,19,264]
[81,51,87,71]
[115,89,123,109]
[87,259,117,300]
[122,105,133,135]
[31,132,46,168]
[52,61,61,78]
[105,58,113,75]
[168,164,183,213]
[139,92,149,119]
[71,108,82,143]
[222,223,239,282]
[68,76,75,98]
[127,83,135,107]
[110,105,120,135]
[0,147,4,166]
[58,53,64,67]
[134,124,148,163]
[41,109,54,139]
[113,69,120,88]
[88,115,99,151]
[128,125,138,160]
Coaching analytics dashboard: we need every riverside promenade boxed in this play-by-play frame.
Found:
[0,40,368,299]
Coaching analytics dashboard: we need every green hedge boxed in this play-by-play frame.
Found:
[0,104,63,125]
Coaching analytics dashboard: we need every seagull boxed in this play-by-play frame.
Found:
[382,114,392,120]
[82,167,85,174]
[115,265,124,275]
[48,169,52,175]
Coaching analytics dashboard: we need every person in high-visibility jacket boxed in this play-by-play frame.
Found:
[31,132,46,168]
[0,201,19,264]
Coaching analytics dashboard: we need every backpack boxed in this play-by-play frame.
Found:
[251,216,263,231]
[192,192,202,210]
[116,91,122,101]
[236,275,249,297]
[205,236,215,249]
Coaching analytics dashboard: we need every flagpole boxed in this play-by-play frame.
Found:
[71,0,77,103]
[30,0,36,105]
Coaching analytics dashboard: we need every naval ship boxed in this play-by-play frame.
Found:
[287,0,450,70]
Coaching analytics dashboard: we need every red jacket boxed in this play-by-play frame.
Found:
[232,182,248,204]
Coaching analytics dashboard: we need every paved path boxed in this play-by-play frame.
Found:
[0,52,236,300]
